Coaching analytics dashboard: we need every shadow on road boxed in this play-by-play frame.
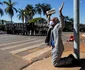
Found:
[56,59,85,70]
[80,59,85,70]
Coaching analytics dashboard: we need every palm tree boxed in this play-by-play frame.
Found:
[0,2,4,16]
[25,4,35,20]
[41,3,52,16]
[3,0,17,23]
[35,3,51,17]
[17,9,27,23]
[35,3,42,17]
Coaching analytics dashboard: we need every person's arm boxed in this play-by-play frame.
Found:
[58,2,65,29]
[59,2,64,16]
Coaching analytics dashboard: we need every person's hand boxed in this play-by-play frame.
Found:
[58,2,64,13]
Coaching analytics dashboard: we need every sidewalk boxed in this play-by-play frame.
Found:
[0,50,29,70]
[23,42,85,70]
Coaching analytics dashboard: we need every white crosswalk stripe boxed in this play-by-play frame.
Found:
[0,37,41,47]
[0,34,46,59]
[0,38,31,46]
[0,39,44,50]
[10,42,45,54]
[0,34,23,39]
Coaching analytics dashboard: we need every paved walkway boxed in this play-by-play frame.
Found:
[23,34,85,70]
[23,43,85,70]
[0,50,29,70]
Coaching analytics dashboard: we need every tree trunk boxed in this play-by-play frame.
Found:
[11,16,12,23]
[22,16,24,23]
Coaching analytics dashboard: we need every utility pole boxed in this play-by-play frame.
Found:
[74,0,80,59]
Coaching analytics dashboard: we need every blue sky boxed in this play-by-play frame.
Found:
[0,0,85,24]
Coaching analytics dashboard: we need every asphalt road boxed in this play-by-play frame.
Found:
[0,32,76,57]
[0,32,84,57]
[0,34,47,70]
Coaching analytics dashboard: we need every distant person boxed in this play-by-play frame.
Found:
[46,2,79,67]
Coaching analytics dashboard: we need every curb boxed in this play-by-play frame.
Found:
[22,47,51,64]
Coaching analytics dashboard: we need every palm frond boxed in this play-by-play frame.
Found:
[0,8,4,16]
[17,14,21,20]
[3,0,17,22]
[25,4,35,18]
[9,0,11,3]
[13,7,17,13]
[4,7,9,14]
[3,1,10,6]
[12,2,18,6]
[0,2,3,5]
[17,8,27,22]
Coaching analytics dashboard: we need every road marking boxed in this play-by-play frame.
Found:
[10,42,45,54]
[0,34,21,38]
[22,47,51,61]
[0,37,37,47]
[0,36,30,44]
[0,39,44,50]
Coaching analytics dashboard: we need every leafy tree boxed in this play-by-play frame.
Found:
[69,18,73,23]
[64,16,73,23]
[64,16,69,22]
[3,0,17,23]
[28,17,46,23]
[64,16,74,32]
